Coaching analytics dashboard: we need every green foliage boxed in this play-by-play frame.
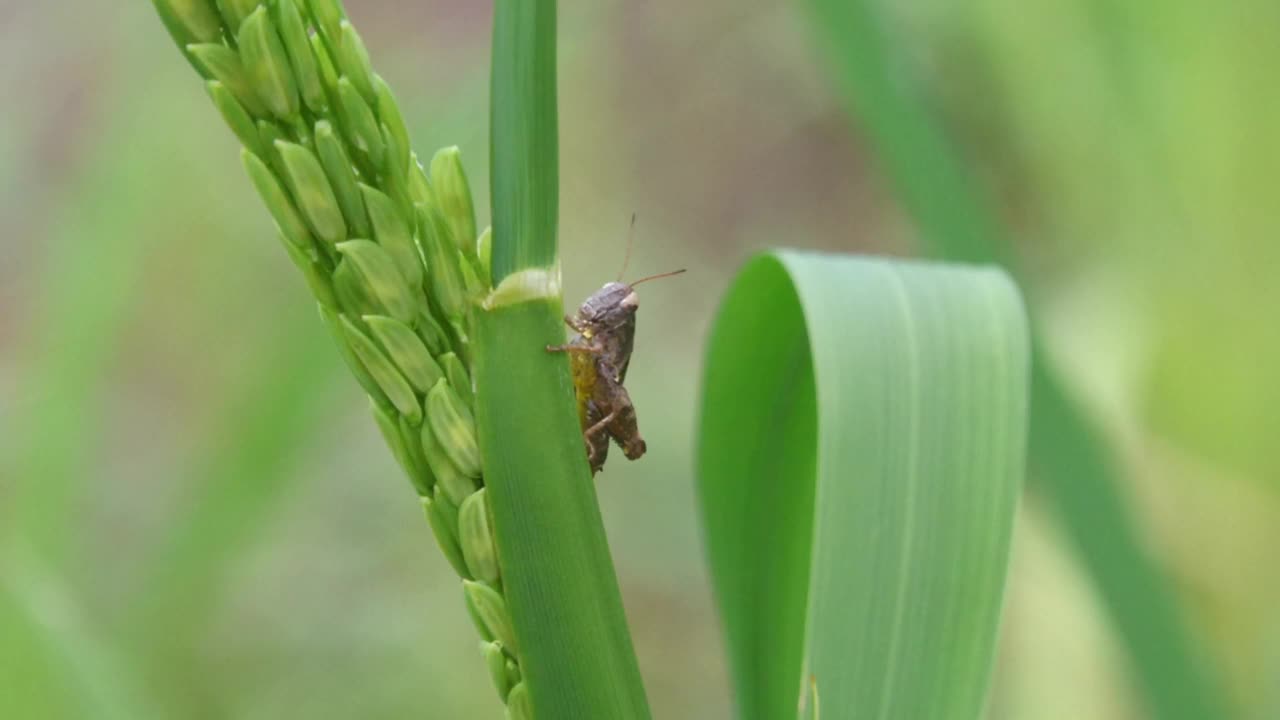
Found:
[149,0,530,715]
[7,0,1275,717]
[469,4,653,715]
[473,300,652,720]
[700,252,1028,720]
[2,558,154,720]
[489,0,558,281]
[4,94,171,572]
[127,317,338,639]
[147,3,660,717]
[801,0,1229,717]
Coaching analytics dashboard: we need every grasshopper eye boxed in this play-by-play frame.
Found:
[620,291,639,309]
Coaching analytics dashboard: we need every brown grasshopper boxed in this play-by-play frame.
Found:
[547,242,684,473]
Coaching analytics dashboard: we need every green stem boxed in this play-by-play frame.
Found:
[490,0,559,281]
[481,0,651,715]
[474,300,652,718]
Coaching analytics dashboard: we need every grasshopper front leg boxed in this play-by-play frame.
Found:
[545,342,603,354]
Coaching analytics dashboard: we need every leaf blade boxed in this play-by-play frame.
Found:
[800,1,1231,715]
[699,252,1028,720]
[473,299,652,719]
[489,0,558,282]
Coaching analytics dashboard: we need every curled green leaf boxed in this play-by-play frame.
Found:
[699,252,1028,720]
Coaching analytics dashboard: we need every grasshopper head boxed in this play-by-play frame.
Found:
[578,282,639,330]
[570,270,683,335]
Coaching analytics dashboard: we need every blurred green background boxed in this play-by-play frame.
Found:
[2,1,1277,718]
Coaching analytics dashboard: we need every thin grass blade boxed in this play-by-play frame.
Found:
[489,0,558,281]
[474,301,652,719]
[478,0,652,714]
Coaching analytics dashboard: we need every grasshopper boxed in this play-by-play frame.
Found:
[547,224,684,473]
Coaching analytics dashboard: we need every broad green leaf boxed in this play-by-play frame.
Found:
[699,251,1028,720]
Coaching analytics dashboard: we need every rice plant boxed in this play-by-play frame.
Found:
[150,1,1031,717]
[152,0,534,714]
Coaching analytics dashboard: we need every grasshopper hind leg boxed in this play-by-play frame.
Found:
[584,400,611,474]
[604,382,646,461]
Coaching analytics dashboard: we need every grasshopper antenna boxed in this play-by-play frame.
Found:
[627,268,687,287]
[616,212,637,282]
